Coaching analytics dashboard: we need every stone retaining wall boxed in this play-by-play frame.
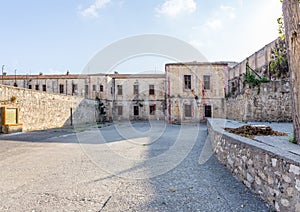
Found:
[208,119,300,212]
[0,85,99,132]
[226,81,292,122]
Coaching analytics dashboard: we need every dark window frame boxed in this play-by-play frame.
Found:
[133,106,139,116]
[184,104,192,117]
[72,84,78,95]
[149,104,156,115]
[117,106,123,116]
[204,75,211,90]
[184,75,191,89]
[149,85,155,95]
[59,84,64,94]
[133,84,139,95]
[117,85,123,95]
[204,105,212,117]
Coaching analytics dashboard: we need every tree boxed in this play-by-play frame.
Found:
[282,0,300,143]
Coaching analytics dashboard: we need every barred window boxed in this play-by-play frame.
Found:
[204,75,210,90]
[149,85,155,95]
[117,85,122,95]
[184,75,191,89]
[185,104,192,117]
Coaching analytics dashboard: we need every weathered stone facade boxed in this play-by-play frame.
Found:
[0,73,108,100]
[227,39,277,96]
[107,74,166,121]
[166,62,228,123]
[208,119,300,212]
[226,81,292,122]
[0,85,99,132]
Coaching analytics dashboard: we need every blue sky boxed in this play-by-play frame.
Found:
[0,0,282,75]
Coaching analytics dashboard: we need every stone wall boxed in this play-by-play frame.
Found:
[208,119,300,212]
[0,85,99,132]
[228,39,277,96]
[226,81,292,122]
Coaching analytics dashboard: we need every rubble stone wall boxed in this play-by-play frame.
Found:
[208,119,300,212]
[0,85,99,131]
[226,81,292,122]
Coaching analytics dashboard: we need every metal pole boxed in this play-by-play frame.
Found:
[2,65,4,84]
[70,108,73,126]
[14,69,17,87]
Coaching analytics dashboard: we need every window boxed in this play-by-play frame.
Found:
[117,106,123,115]
[117,85,122,95]
[100,85,103,92]
[133,84,139,95]
[92,84,96,91]
[72,84,78,95]
[204,105,212,117]
[35,84,39,90]
[111,87,113,94]
[149,105,156,115]
[149,85,155,95]
[185,104,192,117]
[28,85,32,89]
[204,75,210,90]
[134,106,139,116]
[59,84,64,94]
[184,75,191,89]
[42,84,47,92]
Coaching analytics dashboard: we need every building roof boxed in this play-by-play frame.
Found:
[109,74,165,79]
[165,61,235,66]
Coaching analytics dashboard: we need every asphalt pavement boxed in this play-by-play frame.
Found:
[0,121,269,211]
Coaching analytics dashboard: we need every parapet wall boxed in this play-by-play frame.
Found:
[208,119,300,211]
[0,85,99,132]
[228,39,277,81]
[226,81,292,122]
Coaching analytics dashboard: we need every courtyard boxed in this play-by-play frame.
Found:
[0,122,268,211]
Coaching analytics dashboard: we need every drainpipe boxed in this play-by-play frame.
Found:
[112,78,116,120]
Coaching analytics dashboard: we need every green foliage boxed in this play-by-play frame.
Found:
[225,92,232,98]
[277,16,285,40]
[269,39,289,80]
[289,134,296,144]
[243,63,270,95]
[243,70,260,87]
[243,69,270,88]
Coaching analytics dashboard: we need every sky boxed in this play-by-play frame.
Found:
[0,0,282,75]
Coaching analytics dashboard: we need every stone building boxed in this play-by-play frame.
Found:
[107,74,166,121]
[165,62,229,123]
[0,73,108,99]
[0,72,166,121]
[1,61,237,123]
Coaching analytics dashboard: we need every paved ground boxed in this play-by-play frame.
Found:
[0,122,269,211]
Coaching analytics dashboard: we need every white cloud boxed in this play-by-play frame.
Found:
[205,19,222,30]
[80,0,112,18]
[220,5,236,19]
[156,0,197,17]
[204,5,236,31]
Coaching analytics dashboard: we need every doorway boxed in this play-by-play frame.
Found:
[134,106,139,116]
[204,105,212,118]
